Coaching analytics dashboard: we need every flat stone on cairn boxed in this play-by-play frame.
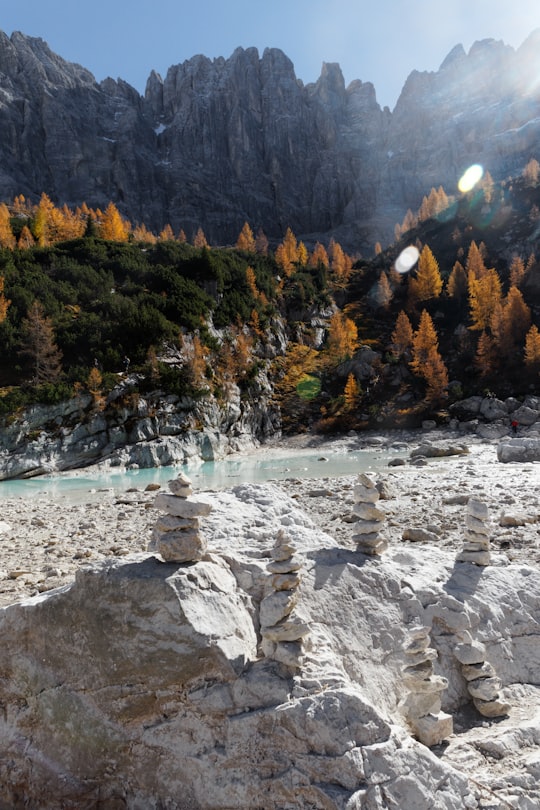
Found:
[352,474,387,555]
[148,472,211,563]
[457,498,491,566]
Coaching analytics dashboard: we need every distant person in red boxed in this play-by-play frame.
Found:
[511,419,519,435]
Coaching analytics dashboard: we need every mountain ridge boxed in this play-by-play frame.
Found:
[1,30,540,251]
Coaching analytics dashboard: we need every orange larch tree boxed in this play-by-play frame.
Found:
[308,242,329,268]
[410,309,448,401]
[465,240,488,281]
[326,311,358,362]
[390,310,414,359]
[468,268,502,331]
[99,202,129,242]
[275,227,299,276]
[408,243,443,306]
[193,227,209,248]
[524,324,540,370]
[0,203,15,249]
[236,222,256,252]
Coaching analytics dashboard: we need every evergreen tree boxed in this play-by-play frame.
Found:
[475,331,497,376]
[0,276,11,323]
[373,271,393,309]
[193,227,209,248]
[20,301,63,384]
[446,261,468,303]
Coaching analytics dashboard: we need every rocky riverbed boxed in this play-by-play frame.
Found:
[1,428,538,607]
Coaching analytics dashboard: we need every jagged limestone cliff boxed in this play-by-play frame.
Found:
[1,30,540,249]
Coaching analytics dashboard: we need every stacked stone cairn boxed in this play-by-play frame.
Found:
[352,473,387,555]
[454,631,510,718]
[148,472,212,563]
[401,625,453,747]
[457,498,491,566]
[260,530,309,670]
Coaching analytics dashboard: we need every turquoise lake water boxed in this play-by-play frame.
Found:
[0,444,405,501]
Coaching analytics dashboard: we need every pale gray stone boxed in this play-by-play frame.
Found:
[154,514,200,532]
[402,691,442,718]
[467,676,502,701]
[267,556,303,574]
[467,499,489,520]
[473,697,511,718]
[150,530,207,562]
[402,527,439,543]
[260,590,297,628]
[456,549,491,566]
[411,712,453,747]
[461,661,496,682]
[454,641,486,665]
[465,513,490,534]
[353,520,384,536]
[154,492,212,518]
[272,641,304,668]
[353,503,386,522]
[262,617,311,642]
[402,674,449,694]
[272,572,301,591]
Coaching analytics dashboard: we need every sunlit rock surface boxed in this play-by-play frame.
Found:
[2,480,540,808]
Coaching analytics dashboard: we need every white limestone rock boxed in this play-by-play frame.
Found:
[260,589,297,627]
[153,492,212,518]
[454,641,486,665]
[473,697,511,718]
[149,529,208,563]
[411,712,454,747]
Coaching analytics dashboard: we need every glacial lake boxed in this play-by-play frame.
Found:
[0,441,407,502]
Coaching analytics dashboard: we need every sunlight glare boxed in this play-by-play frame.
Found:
[395,245,419,274]
[458,164,484,193]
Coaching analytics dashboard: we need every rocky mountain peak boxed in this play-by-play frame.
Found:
[0,28,539,251]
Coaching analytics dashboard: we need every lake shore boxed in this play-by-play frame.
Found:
[1,427,539,607]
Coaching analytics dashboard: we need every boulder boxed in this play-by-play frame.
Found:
[497,438,540,463]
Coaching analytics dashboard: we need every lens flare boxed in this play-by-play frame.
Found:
[395,245,419,274]
[458,164,484,193]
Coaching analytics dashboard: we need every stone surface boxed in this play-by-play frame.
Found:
[412,712,454,747]
[497,437,540,463]
[2,458,540,807]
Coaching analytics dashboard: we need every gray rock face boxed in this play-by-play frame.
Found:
[0,379,280,479]
[1,30,540,248]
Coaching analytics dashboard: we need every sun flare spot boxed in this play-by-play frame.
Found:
[458,164,484,193]
[394,245,419,274]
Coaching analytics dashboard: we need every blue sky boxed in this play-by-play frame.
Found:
[2,0,539,110]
